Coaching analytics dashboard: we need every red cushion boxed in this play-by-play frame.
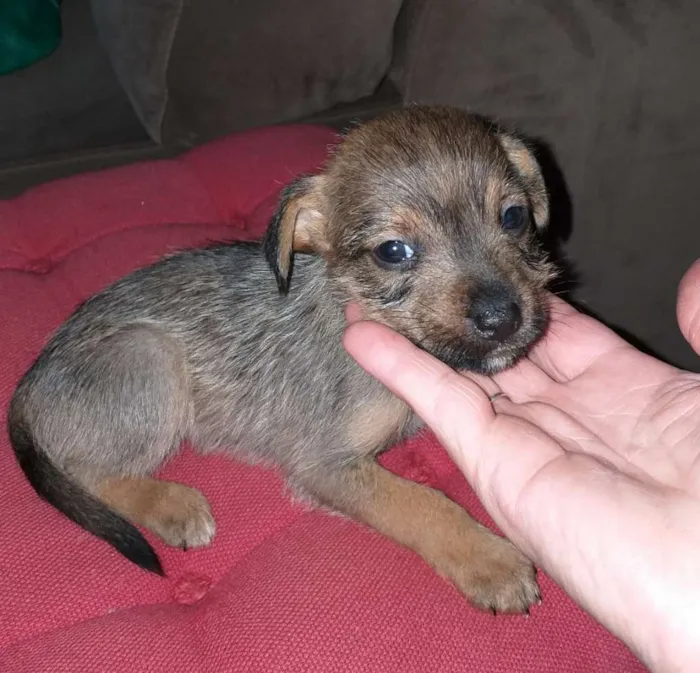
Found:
[0,124,645,672]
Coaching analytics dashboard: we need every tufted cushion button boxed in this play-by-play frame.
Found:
[26,258,54,274]
[172,572,212,605]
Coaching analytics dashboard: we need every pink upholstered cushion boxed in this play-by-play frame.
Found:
[0,124,646,672]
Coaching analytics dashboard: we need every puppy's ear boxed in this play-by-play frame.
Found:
[498,133,549,230]
[262,175,328,294]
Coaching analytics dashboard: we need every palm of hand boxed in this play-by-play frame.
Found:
[482,298,700,502]
[463,298,700,669]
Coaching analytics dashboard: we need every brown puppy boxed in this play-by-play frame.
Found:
[9,105,557,613]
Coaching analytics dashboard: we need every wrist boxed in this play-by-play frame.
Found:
[491,460,700,672]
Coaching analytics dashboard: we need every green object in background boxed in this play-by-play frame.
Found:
[0,0,62,76]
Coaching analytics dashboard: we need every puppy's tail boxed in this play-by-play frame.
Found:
[9,420,164,576]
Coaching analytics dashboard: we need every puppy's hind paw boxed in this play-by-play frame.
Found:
[148,484,216,550]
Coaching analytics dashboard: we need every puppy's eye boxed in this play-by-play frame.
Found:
[501,206,529,234]
[372,240,415,268]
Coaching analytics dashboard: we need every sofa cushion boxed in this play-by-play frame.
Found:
[91,0,403,144]
[0,122,646,672]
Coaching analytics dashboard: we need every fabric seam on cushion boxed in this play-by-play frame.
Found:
[402,0,433,100]
[156,0,186,143]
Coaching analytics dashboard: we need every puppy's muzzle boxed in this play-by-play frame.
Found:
[468,283,522,343]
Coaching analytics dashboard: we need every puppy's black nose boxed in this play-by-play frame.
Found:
[468,287,522,342]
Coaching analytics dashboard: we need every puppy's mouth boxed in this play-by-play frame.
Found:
[448,345,528,375]
[416,313,548,375]
[422,342,524,375]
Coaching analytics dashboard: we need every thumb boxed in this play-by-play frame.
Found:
[677,258,700,356]
[342,320,495,478]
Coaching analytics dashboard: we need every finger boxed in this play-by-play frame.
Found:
[343,320,571,508]
[528,295,627,382]
[342,320,494,457]
[677,258,700,356]
[490,356,557,402]
[460,371,502,399]
[490,397,648,477]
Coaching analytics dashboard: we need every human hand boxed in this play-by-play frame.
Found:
[342,261,700,673]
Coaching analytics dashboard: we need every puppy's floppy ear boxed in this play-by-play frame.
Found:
[262,174,328,294]
[498,133,549,230]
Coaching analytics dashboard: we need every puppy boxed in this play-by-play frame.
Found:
[9,105,556,613]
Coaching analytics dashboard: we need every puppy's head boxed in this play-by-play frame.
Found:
[263,105,557,374]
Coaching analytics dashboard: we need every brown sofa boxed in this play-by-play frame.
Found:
[1,0,698,370]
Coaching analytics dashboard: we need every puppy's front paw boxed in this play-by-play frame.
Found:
[440,530,540,614]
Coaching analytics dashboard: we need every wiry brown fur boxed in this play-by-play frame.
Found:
[9,105,556,613]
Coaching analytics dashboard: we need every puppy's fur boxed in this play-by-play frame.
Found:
[9,106,556,613]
